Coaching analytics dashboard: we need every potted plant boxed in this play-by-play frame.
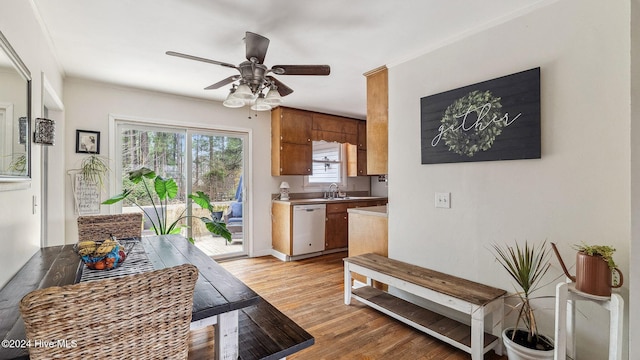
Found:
[551,243,623,296]
[211,204,227,222]
[80,154,109,188]
[492,240,554,359]
[102,167,231,243]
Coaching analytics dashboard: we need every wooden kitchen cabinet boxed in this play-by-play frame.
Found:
[271,107,313,175]
[311,113,358,144]
[271,201,293,255]
[347,146,367,177]
[346,120,368,177]
[364,66,388,175]
[357,121,367,175]
[357,121,367,149]
[325,203,349,250]
[357,149,367,176]
[272,198,388,259]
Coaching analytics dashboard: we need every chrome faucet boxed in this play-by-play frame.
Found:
[328,183,338,199]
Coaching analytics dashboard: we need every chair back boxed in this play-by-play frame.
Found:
[20,264,198,360]
[77,213,143,241]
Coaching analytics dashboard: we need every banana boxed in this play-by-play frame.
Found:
[77,241,97,256]
[94,239,117,257]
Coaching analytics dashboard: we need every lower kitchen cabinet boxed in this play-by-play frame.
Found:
[271,198,388,260]
[325,204,349,250]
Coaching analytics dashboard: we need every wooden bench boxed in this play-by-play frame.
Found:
[238,298,314,360]
[344,253,506,360]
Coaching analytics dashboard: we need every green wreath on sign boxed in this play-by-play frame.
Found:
[440,90,504,157]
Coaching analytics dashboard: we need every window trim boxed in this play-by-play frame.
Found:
[303,141,347,189]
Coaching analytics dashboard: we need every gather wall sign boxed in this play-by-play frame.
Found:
[420,67,541,164]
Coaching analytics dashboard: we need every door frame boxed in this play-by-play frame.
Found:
[108,114,252,257]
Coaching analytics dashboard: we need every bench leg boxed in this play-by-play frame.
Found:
[344,263,352,305]
[471,305,485,360]
[491,298,504,356]
[215,310,239,360]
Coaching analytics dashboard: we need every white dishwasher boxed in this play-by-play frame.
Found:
[292,204,326,255]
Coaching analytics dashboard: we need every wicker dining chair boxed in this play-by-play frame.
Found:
[77,213,143,242]
[19,264,198,360]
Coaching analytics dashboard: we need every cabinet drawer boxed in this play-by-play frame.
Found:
[326,203,349,214]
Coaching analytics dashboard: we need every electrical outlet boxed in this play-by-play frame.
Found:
[435,192,450,209]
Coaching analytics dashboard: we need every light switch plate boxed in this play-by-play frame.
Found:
[435,192,450,208]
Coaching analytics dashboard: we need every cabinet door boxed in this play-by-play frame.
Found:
[357,121,367,149]
[325,212,348,250]
[280,143,312,175]
[357,149,367,176]
[365,66,388,174]
[281,108,312,144]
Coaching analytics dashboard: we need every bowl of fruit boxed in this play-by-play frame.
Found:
[74,237,129,270]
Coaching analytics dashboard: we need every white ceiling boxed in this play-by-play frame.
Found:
[31,0,547,119]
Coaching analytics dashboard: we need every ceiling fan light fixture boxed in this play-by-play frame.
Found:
[223,88,245,108]
[250,93,272,111]
[263,86,282,106]
[233,83,255,100]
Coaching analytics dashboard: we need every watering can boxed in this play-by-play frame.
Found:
[551,243,623,296]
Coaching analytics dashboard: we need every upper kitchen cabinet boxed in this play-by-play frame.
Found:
[311,113,358,144]
[357,121,367,150]
[272,107,313,175]
[272,106,368,176]
[364,66,388,175]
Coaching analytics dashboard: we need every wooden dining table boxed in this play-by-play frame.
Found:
[0,234,261,360]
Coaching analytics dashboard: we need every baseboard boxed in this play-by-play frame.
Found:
[271,247,348,262]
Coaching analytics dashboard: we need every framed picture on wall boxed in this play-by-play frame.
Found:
[75,129,100,154]
[420,67,541,164]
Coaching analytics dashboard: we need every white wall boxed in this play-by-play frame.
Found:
[388,0,630,358]
[63,78,281,256]
[0,0,64,288]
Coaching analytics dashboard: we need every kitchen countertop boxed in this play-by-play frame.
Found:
[273,196,387,206]
[347,205,388,218]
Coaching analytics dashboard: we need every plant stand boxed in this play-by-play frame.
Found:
[554,282,623,360]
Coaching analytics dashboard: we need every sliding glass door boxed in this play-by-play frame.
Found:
[115,121,247,258]
[189,131,245,257]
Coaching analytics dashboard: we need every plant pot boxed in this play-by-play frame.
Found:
[575,251,623,296]
[502,328,553,360]
[211,211,223,221]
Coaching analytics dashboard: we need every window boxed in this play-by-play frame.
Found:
[306,141,345,185]
[112,119,248,259]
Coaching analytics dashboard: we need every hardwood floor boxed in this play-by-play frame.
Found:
[189,251,507,360]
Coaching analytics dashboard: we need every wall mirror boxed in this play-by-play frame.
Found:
[0,30,31,181]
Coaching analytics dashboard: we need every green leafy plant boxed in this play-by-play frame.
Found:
[80,154,110,188]
[102,167,231,243]
[212,203,228,212]
[573,243,617,270]
[492,240,553,351]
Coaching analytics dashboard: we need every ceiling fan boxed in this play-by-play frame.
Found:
[166,31,330,109]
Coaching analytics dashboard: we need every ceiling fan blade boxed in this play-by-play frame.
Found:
[204,75,240,90]
[245,32,270,64]
[271,65,330,76]
[166,51,237,70]
[266,76,294,97]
